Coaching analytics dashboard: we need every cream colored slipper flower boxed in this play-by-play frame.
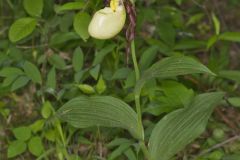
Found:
[88,0,126,39]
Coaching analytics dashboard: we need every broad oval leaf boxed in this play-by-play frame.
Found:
[72,47,84,72]
[90,64,100,80]
[7,140,27,158]
[0,67,24,77]
[228,97,240,108]
[55,2,85,13]
[23,61,42,84]
[48,54,66,70]
[112,68,132,80]
[57,96,142,140]
[46,67,56,89]
[11,76,30,91]
[93,44,116,66]
[73,12,91,41]
[135,56,215,94]
[12,126,31,141]
[50,32,80,46]
[9,18,37,42]
[30,119,45,133]
[139,46,159,71]
[149,92,224,160]
[96,75,107,94]
[23,0,43,17]
[41,101,53,119]
[28,136,44,156]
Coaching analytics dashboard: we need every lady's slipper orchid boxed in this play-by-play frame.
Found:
[88,0,126,39]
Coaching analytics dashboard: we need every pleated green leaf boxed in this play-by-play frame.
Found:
[57,96,142,139]
[135,56,215,94]
[149,92,224,160]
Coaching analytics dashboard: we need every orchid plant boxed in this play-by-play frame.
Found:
[57,0,224,160]
[3,0,230,159]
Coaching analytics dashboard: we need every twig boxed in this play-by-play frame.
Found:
[215,108,238,133]
[0,27,8,35]
[16,43,48,49]
[194,135,240,159]
[6,0,14,10]
[191,0,205,9]
[211,0,227,30]
[36,148,55,160]
[191,0,212,26]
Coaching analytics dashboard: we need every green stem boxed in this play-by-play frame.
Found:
[36,148,55,160]
[134,94,143,138]
[131,40,152,159]
[131,40,143,138]
[140,141,152,160]
[6,0,14,10]
[131,40,140,81]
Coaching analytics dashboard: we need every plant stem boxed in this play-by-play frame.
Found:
[131,40,140,80]
[6,0,14,10]
[131,40,143,139]
[140,141,152,160]
[36,148,55,160]
[131,40,152,159]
